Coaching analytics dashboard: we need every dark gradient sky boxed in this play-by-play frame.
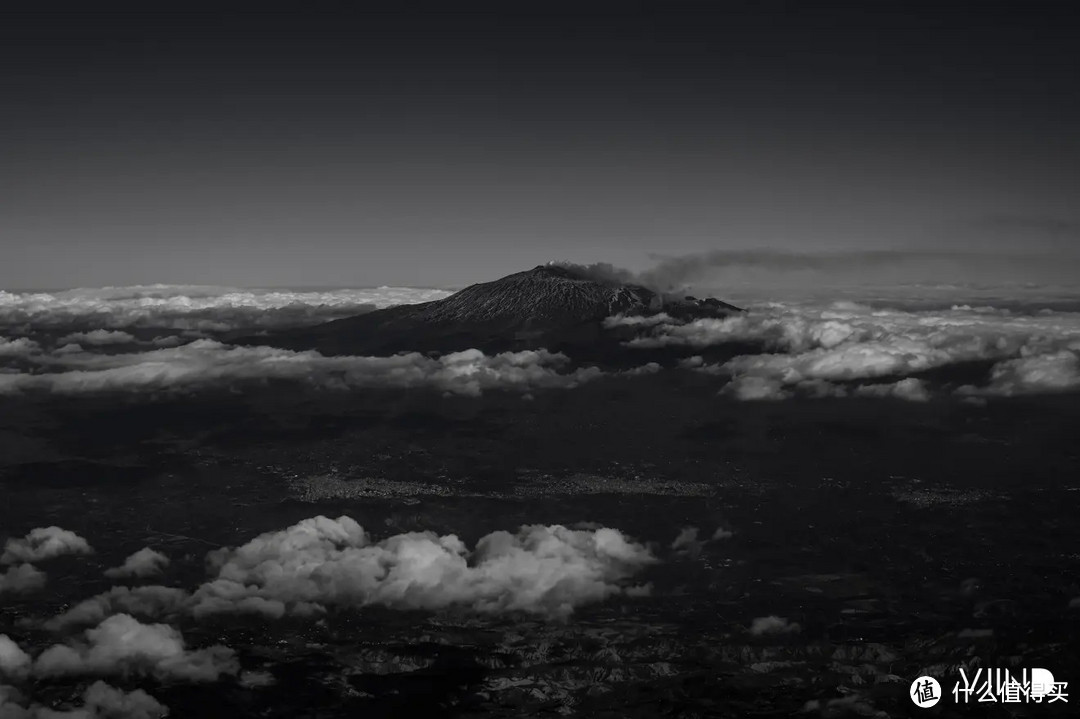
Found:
[3,2,1080,289]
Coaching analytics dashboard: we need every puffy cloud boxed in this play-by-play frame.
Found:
[55,330,136,346]
[0,565,46,595]
[0,681,167,719]
[45,587,191,633]
[1,528,93,565]
[34,614,238,683]
[671,526,734,557]
[619,362,661,377]
[671,528,704,558]
[1,684,30,719]
[0,338,41,358]
[721,376,790,401]
[626,316,783,350]
[192,516,655,620]
[749,615,801,636]
[39,519,653,632]
[104,549,170,580]
[963,349,1080,396]
[619,299,1080,400]
[0,343,601,398]
[0,285,451,333]
[70,681,168,719]
[0,636,31,681]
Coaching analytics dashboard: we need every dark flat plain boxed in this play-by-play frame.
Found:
[2,375,1078,717]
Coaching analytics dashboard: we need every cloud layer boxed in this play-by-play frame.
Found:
[617,299,1080,400]
[0,342,601,397]
[5,280,1079,403]
[0,285,451,334]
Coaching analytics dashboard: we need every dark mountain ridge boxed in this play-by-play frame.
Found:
[243,264,743,360]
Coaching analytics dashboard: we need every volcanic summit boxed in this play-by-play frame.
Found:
[252,264,742,357]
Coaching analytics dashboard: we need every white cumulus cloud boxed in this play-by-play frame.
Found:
[0,565,46,595]
[0,636,32,681]
[34,614,238,683]
[73,681,168,719]
[104,549,170,580]
[45,587,191,633]
[1,528,93,565]
[749,615,801,635]
[962,349,1080,396]
[191,516,655,620]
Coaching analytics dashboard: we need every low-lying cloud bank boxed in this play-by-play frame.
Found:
[194,516,655,620]
[4,518,659,714]
[0,285,451,334]
[46,518,656,629]
[0,338,40,358]
[56,330,138,346]
[0,342,601,397]
[616,299,1080,400]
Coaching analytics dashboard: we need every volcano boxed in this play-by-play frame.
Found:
[247,264,742,358]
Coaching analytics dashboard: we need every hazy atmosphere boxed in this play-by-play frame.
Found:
[3,2,1080,289]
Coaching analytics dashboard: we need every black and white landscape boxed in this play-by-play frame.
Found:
[3,4,1080,718]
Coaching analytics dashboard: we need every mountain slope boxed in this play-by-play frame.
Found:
[247,264,742,358]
